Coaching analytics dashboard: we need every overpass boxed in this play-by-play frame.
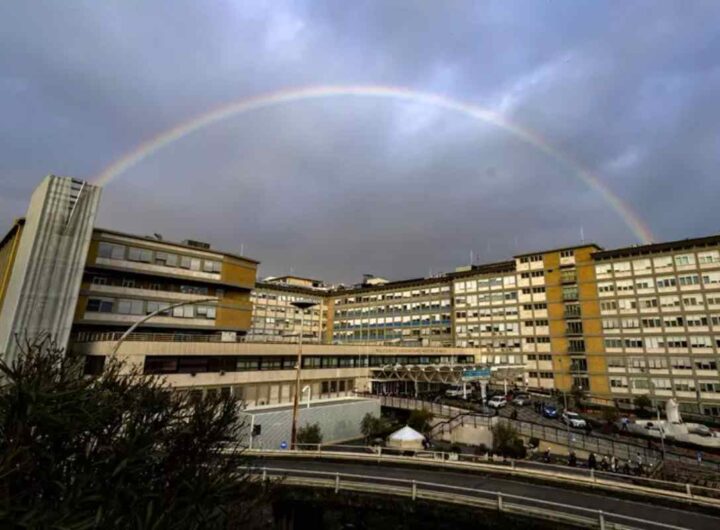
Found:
[247,449,720,529]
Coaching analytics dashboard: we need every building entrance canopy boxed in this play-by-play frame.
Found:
[370,363,524,385]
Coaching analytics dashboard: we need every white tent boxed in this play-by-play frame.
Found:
[387,425,425,450]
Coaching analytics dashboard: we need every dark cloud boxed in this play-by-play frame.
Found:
[1,1,719,284]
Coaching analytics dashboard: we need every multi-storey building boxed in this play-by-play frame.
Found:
[3,176,720,416]
[247,277,329,344]
[592,237,720,416]
[331,277,453,347]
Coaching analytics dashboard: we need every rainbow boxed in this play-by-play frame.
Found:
[94,85,654,243]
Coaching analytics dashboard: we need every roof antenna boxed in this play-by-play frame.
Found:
[580,226,585,244]
[470,250,474,265]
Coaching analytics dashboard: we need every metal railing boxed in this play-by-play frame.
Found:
[255,444,720,504]
[378,395,720,471]
[252,466,693,529]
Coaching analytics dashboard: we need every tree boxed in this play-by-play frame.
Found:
[491,421,526,459]
[634,394,652,412]
[297,422,323,445]
[407,409,434,434]
[0,334,266,529]
[360,413,392,441]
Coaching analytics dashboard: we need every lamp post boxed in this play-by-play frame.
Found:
[112,297,218,356]
[290,300,318,449]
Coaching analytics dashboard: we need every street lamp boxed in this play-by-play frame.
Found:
[290,300,318,449]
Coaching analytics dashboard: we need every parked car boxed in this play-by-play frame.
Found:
[445,385,465,398]
[487,396,507,409]
[542,404,559,418]
[512,393,531,406]
[561,411,587,429]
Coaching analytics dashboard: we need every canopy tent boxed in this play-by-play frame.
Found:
[387,425,425,450]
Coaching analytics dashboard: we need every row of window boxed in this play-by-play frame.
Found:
[520,271,545,279]
[602,316,720,330]
[337,287,451,305]
[609,377,719,393]
[604,336,720,350]
[526,354,553,361]
[519,254,544,264]
[528,371,554,379]
[600,294,720,311]
[598,273,720,293]
[86,297,217,319]
[143,354,475,374]
[98,242,222,273]
[336,302,452,318]
[607,356,718,370]
[596,251,720,277]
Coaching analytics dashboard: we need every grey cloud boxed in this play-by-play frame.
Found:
[1,1,719,284]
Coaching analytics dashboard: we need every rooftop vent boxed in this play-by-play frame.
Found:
[183,239,211,250]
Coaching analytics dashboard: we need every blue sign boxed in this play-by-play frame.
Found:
[280,441,288,450]
[462,368,491,380]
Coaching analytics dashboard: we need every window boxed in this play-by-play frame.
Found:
[678,274,700,286]
[146,301,170,315]
[568,339,585,353]
[86,298,114,313]
[647,357,667,369]
[121,278,135,288]
[698,251,720,264]
[562,286,578,301]
[699,382,719,393]
[91,276,107,285]
[560,250,574,258]
[600,301,617,311]
[127,246,152,263]
[610,378,628,388]
[117,299,144,315]
[155,252,179,267]
[605,338,623,348]
[670,357,692,370]
[98,242,125,260]
[657,276,677,288]
[608,357,626,368]
[694,359,718,371]
[674,254,694,266]
[203,260,222,273]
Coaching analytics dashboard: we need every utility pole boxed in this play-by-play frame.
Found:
[290,300,318,449]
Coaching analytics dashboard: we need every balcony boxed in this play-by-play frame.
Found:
[564,305,581,318]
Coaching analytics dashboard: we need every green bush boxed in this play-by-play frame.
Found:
[408,409,434,434]
[491,422,526,459]
[297,422,323,445]
[0,334,265,529]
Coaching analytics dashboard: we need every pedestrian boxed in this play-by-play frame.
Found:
[600,456,609,472]
[611,455,618,473]
[622,460,631,474]
[621,416,629,431]
[588,452,597,470]
[568,451,577,467]
[542,448,551,463]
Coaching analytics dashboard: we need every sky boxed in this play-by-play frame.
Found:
[1,1,719,285]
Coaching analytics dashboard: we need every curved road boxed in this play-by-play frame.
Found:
[253,457,720,529]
